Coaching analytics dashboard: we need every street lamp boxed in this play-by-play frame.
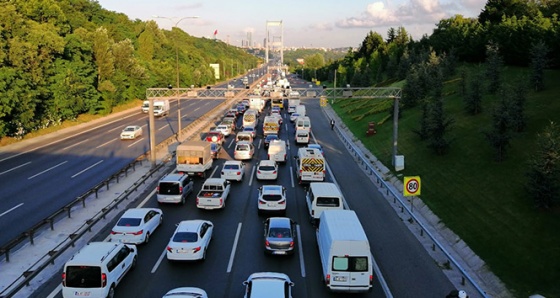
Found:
[153,15,199,139]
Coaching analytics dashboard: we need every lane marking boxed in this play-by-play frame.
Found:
[62,139,89,150]
[71,160,103,178]
[297,224,306,277]
[249,165,255,187]
[151,249,167,274]
[0,161,31,176]
[0,203,24,218]
[28,161,68,180]
[96,139,115,148]
[127,138,144,148]
[227,222,242,273]
[290,165,295,188]
[158,125,167,131]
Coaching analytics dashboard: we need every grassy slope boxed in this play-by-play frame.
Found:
[332,66,560,297]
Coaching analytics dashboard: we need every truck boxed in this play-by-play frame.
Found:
[268,140,287,163]
[249,96,265,112]
[295,147,325,183]
[263,116,280,136]
[196,178,231,209]
[316,210,373,293]
[141,100,150,113]
[153,99,170,117]
[295,105,306,117]
[176,141,213,177]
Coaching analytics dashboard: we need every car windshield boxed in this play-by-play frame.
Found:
[244,128,254,132]
[172,232,198,242]
[236,145,249,151]
[116,217,142,227]
[268,227,291,238]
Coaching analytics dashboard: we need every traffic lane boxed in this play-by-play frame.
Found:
[306,100,455,297]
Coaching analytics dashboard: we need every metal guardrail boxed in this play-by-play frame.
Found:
[324,108,489,298]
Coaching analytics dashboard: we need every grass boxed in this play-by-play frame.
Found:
[0,99,142,147]
[332,66,560,297]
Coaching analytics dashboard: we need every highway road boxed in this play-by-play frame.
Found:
[33,73,457,298]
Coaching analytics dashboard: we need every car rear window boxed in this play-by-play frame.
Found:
[268,227,291,238]
[159,182,180,195]
[332,256,369,272]
[172,232,198,242]
[258,165,276,171]
[316,197,340,207]
[65,266,101,288]
[224,164,240,170]
[237,145,249,151]
[116,217,141,227]
[262,194,283,201]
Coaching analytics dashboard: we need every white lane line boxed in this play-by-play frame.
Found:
[158,126,167,131]
[0,203,24,218]
[193,107,200,112]
[227,138,234,149]
[108,126,121,132]
[296,224,306,277]
[0,161,31,176]
[28,161,68,180]
[96,139,115,148]
[46,285,62,298]
[290,166,295,188]
[62,139,90,150]
[249,165,255,187]
[151,249,167,274]
[71,160,103,178]
[227,222,242,273]
[127,138,144,148]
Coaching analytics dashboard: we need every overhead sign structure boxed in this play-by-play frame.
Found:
[403,176,421,196]
[320,96,327,107]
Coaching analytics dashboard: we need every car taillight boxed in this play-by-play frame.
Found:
[268,154,270,159]
[196,198,199,205]
[156,186,160,193]
[265,240,270,247]
[279,200,285,205]
[290,241,294,247]
[273,171,277,174]
[237,171,241,175]
[62,272,66,286]
[193,246,201,253]
[110,231,119,235]
[179,186,183,193]
[166,246,173,252]
[257,170,261,174]
[132,229,143,235]
[370,275,373,285]
[102,273,107,287]
[325,274,330,285]
[259,199,266,204]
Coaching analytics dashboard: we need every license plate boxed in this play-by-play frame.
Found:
[333,276,347,282]
[73,292,91,296]
[273,251,286,255]
[267,203,276,207]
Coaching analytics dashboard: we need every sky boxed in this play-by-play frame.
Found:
[95,0,488,48]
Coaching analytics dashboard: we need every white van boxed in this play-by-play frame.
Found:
[317,210,373,293]
[62,242,137,298]
[295,116,311,131]
[268,140,287,163]
[295,129,310,144]
[306,182,344,225]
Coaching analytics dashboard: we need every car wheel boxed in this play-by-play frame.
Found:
[131,256,137,270]
[144,232,150,244]
[107,285,115,298]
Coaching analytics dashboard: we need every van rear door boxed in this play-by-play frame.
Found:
[330,256,371,290]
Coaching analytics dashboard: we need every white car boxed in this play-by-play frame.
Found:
[258,185,286,215]
[234,141,255,160]
[221,160,245,181]
[120,125,143,139]
[110,208,163,244]
[242,126,257,138]
[162,287,208,298]
[289,113,300,122]
[166,220,213,261]
[242,272,294,298]
[215,124,232,137]
[256,160,278,180]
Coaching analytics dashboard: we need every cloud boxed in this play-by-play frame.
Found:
[336,0,482,30]
[309,22,334,31]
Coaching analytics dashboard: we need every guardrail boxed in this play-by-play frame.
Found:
[324,108,489,298]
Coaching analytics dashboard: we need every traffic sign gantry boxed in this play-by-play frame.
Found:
[403,176,421,196]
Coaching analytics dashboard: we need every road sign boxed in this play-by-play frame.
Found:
[403,176,421,196]
[320,96,327,107]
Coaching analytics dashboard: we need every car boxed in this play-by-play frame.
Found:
[166,220,213,261]
[234,141,255,160]
[263,217,296,255]
[257,185,286,215]
[263,134,279,148]
[210,142,222,159]
[162,287,208,298]
[110,208,163,244]
[221,160,246,181]
[227,108,238,117]
[256,160,278,180]
[242,99,250,108]
[242,272,294,298]
[307,143,324,156]
[205,130,224,144]
[120,125,143,140]
[237,103,247,114]
[289,113,300,122]
[215,124,232,137]
[221,117,237,131]
[156,173,194,205]
[242,126,257,138]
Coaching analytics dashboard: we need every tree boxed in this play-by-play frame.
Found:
[413,101,430,140]
[526,121,560,208]
[484,95,512,161]
[529,40,549,91]
[427,98,454,155]
[485,42,503,94]
[464,71,484,115]
[509,79,528,132]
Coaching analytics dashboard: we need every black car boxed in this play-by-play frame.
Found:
[210,142,222,159]
[264,134,279,148]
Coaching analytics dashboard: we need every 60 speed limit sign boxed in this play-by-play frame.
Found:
[403,176,421,196]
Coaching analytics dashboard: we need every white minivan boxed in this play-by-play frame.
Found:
[62,242,137,298]
[306,182,344,225]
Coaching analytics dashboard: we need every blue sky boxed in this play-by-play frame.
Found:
[96,0,488,48]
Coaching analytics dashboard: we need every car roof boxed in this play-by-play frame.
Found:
[176,220,207,232]
[160,173,187,182]
[258,160,276,166]
[246,272,291,296]
[262,185,283,193]
[267,217,292,228]
[224,160,242,165]
[163,287,208,297]
[122,208,159,218]
[237,141,252,146]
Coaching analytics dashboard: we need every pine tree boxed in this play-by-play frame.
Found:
[485,42,503,94]
[427,98,454,155]
[484,95,512,161]
[464,71,483,115]
[529,41,548,92]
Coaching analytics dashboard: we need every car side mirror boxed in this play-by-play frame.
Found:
[242,281,249,286]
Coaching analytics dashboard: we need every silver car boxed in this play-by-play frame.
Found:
[120,125,143,140]
[263,217,296,255]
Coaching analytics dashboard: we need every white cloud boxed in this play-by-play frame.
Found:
[309,22,334,31]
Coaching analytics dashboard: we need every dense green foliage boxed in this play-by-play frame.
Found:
[0,0,258,139]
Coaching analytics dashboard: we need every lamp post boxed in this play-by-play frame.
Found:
[153,15,199,139]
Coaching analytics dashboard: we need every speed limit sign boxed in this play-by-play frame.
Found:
[403,176,421,196]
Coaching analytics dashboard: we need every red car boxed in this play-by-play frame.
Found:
[206,130,224,144]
